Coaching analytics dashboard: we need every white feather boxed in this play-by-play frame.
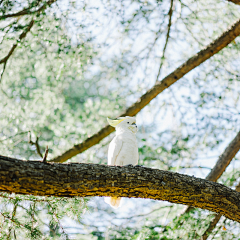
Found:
[104,116,138,208]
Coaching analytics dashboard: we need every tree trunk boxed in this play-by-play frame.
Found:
[1,155,240,222]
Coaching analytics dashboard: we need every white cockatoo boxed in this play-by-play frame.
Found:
[104,116,138,208]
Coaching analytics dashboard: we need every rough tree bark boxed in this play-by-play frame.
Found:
[199,181,240,240]
[183,130,240,214]
[50,18,240,163]
[1,155,240,223]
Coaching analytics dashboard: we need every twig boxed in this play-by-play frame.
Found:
[47,201,69,239]
[42,146,48,163]
[0,193,61,202]
[0,62,7,83]
[1,212,25,228]
[0,131,29,142]
[28,131,43,158]
[115,205,173,220]
[156,0,175,81]
[7,203,18,240]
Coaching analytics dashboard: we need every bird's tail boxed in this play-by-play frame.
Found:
[104,197,122,209]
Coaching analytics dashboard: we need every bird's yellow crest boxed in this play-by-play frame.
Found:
[107,117,131,127]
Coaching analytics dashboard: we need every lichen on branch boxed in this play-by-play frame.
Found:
[1,155,240,223]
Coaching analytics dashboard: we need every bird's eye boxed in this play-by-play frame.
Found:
[127,122,129,124]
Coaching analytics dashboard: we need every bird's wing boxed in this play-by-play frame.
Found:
[108,136,123,165]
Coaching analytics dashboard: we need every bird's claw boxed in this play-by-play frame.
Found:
[125,164,133,167]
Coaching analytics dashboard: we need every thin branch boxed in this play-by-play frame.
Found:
[0,131,29,142]
[0,19,34,64]
[0,62,7,82]
[0,19,34,83]
[47,201,69,238]
[50,18,240,163]
[0,0,57,20]
[42,146,48,163]
[7,203,18,240]
[28,131,43,158]
[200,214,222,240]
[0,193,62,202]
[116,205,173,220]
[156,0,174,81]
[0,0,57,83]
[1,212,25,229]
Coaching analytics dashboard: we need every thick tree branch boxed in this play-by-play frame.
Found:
[200,181,240,240]
[1,156,240,223]
[51,18,240,163]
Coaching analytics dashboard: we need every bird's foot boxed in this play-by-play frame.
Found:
[125,164,134,167]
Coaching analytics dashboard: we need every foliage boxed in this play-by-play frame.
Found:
[0,0,240,238]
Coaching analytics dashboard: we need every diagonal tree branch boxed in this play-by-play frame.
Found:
[50,18,240,163]
[0,0,57,82]
[159,130,240,234]
[227,0,240,5]
[205,130,240,182]
[0,19,34,82]
[183,130,240,214]
[0,0,42,20]
[1,155,240,223]
[196,131,240,239]
[0,19,34,65]
[199,181,240,240]
[0,0,57,20]
[200,214,222,240]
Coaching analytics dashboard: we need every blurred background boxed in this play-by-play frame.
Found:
[0,0,240,238]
